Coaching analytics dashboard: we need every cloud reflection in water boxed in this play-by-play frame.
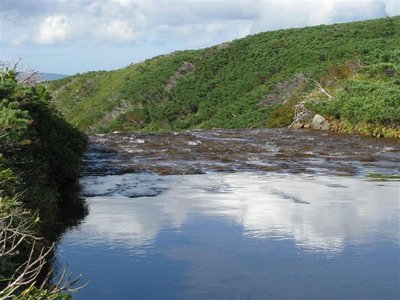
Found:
[65,173,399,257]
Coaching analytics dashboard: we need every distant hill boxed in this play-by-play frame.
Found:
[40,73,68,81]
[48,17,400,138]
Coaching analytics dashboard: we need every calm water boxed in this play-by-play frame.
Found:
[55,129,400,299]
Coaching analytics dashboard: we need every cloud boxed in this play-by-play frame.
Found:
[251,0,394,32]
[96,20,139,42]
[385,0,400,16]
[0,0,55,17]
[34,15,72,44]
[10,34,29,46]
[0,0,398,73]
[74,173,399,256]
[2,0,397,47]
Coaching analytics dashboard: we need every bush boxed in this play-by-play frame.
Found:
[0,69,87,297]
[48,17,400,133]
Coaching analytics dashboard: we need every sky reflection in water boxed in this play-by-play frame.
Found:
[57,173,400,299]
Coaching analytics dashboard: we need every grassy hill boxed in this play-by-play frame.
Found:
[40,72,68,81]
[48,17,400,137]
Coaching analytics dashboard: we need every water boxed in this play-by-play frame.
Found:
[55,129,400,299]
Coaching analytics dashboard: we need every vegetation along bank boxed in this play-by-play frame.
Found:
[49,17,400,138]
[0,69,87,298]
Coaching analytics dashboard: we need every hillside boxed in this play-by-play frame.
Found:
[40,72,69,81]
[48,17,400,137]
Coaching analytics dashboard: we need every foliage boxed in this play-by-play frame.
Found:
[0,192,82,299]
[305,50,400,136]
[310,79,400,124]
[366,173,400,181]
[48,17,400,135]
[0,69,87,297]
[0,70,87,229]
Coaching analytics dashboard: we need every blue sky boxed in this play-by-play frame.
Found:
[0,0,398,74]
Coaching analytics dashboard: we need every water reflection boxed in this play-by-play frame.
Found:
[65,173,399,256]
[56,130,400,299]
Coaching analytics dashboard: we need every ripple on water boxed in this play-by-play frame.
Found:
[87,129,399,177]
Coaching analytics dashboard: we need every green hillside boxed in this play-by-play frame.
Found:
[48,17,400,137]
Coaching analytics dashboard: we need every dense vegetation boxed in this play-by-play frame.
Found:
[0,69,87,298]
[305,50,400,137]
[48,17,400,137]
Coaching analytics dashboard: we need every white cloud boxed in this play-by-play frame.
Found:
[96,20,139,42]
[0,0,397,72]
[3,0,397,46]
[34,15,71,44]
[385,0,400,16]
[71,173,399,256]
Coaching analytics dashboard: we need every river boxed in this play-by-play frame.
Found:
[55,128,400,299]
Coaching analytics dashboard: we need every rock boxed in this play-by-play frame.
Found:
[293,122,303,129]
[217,42,230,50]
[312,114,330,130]
[164,62,196,92]
[260,73,308,106]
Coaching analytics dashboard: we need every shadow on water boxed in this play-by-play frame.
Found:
[56,180,89,237]
[40,180,88,285]
[40,180,89,243]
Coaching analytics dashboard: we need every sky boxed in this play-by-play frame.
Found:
[0,0,399,74]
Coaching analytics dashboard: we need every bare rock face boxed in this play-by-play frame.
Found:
[164,62,196,92]
[260,73,308,106]
[311,114,330,130]
[217,42,230,50]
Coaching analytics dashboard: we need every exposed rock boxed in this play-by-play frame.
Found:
[312,114,330,130]
[100,98,132,126]
[217,42,230,50]
[259,73,308,106]
[164,62,196,92]
[290,103,314,128]
[291,105,329,131]
[293,122,303,129]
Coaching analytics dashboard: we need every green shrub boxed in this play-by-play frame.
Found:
[0,69,87,297]
[47,16,400,134]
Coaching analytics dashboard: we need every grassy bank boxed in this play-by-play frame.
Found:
[48,17,400,137]
[0,69,87,298]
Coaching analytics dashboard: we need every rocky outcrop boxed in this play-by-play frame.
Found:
[100,98,132,126]
[291,101,330,131]
[164,62,196,92]
[292,113,330,130]
[216,42,230,50]
[312,114,330,130]
[260,73,308,106]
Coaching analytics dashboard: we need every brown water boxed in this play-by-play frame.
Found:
[55,129,400,299]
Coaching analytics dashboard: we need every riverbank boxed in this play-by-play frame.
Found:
[0,70,87,298]
[48,17,400,137]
